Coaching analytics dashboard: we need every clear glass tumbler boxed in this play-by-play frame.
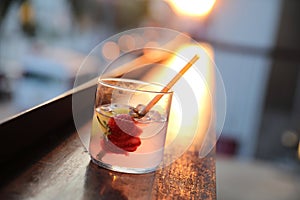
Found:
[90,77,173,174]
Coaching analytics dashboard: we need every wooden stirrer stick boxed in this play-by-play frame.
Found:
[134,54,200,117]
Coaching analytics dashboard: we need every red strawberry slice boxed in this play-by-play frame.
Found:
[104,114,142,152]
[109,114,142,137]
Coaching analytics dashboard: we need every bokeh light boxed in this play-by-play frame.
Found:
[167,0,216,17]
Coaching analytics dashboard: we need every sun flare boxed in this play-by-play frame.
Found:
[167,0,216,17]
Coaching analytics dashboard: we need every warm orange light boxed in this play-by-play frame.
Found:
[142,43,214,151]
[298,141,300,160]
[118,34,136,51]
[167,0,216,17]
[164,45,214,148]
[102,41,120,60]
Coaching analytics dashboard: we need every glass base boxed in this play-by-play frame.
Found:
[91,157,158,174]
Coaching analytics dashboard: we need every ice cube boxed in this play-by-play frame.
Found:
[100,104,112,112]
[146,110,162,122]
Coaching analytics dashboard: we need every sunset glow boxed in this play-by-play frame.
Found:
[142,43,215,151]
[167,0,216,17]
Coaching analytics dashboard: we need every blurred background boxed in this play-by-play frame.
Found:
[0,0,299,199]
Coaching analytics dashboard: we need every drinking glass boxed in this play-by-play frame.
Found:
[89,77,173,174]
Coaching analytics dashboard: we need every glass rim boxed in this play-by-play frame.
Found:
[98,78,174,95]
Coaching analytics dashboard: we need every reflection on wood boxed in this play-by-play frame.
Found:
[0,131,215,200]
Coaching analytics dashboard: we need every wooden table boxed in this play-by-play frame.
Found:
[0,86,216,200]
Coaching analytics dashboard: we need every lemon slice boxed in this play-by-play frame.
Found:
[112,107,130,115]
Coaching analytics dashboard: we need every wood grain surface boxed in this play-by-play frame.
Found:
[0,130,216,200]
